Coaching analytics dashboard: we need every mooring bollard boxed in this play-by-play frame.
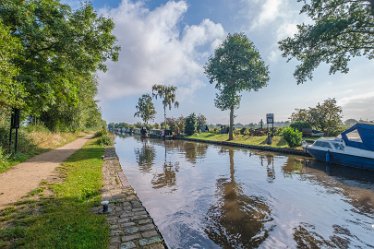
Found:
[101,200,109,213]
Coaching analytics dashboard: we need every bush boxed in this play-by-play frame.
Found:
[94,129,107,138]
[96,134,113,146]
[290,121,312,132]
[184,113,197,136]
[282,127,302,148]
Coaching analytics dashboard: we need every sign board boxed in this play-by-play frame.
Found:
[266,113,274,125]
[11,109,20,129]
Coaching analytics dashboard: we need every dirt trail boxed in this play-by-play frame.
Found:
[0,136,92,209]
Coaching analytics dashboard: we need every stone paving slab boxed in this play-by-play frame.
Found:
[102,148,167,249]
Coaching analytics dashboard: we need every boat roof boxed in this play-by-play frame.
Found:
[341,123,374,151]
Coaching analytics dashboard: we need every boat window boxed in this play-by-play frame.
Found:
[332,143,344,150]
[314,141,332,149]
[346,129,363,143]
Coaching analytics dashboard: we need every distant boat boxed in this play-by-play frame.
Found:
[303,123,374,170]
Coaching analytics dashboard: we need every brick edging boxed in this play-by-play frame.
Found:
[102,147,168,249]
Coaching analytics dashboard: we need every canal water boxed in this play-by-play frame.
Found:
[115,135,374,249]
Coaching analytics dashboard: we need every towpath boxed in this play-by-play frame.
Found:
[0,135,91,209]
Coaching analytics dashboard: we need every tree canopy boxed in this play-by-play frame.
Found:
[290,98,343,135]
[0,21,24,108]
[205,33,269,140]
[279,0,374,84]
[152,84,179,126]
[0,0,120,131]
[134,94,156,125]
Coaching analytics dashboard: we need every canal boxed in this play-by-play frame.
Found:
[115,135,374,248]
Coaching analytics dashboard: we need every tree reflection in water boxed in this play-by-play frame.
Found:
[151,140,179,190]
[293,223,353,249]
[183,142,208,165]
[134,139,156,173]
[205,148,273,248]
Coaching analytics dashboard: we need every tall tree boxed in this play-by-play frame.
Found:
[308,98,343,135]
[152,84,179,128]
[197,114,207,132]
[0,0,120,129]
[205,33,270,140]
[0,21,25,108]
[290,98,343,135]
[134,94,156,125]
[279,0,374,84]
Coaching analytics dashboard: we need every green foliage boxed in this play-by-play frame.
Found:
[279,0,374,84]
[165,116,185,134]
[0,0,119,131]
[240,127,248,135]
[184,113,198,136]
[290,121,312,132]
[205,33,269,140]
[197,114,207,132]
[282,127,303,148]
[152,84,179,124]
[290,98,343,135]
[96,134,113,146]
[134,94,156,125]
[0,21,25,108]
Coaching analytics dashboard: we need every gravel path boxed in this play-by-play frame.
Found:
[0,135,91,209]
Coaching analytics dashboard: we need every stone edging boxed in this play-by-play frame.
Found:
[101,147,168,249]
[178,137,311,157]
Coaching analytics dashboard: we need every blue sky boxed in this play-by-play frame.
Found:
[63,0,374,124]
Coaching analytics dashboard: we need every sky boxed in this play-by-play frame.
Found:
[62,0,374,125]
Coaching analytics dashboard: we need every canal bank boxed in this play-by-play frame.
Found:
[179,136,311,157]
[102,147,167,249]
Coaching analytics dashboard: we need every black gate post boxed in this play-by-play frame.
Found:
[13,109,20,154]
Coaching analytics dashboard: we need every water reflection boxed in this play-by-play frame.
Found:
[151,161,179,190]
[115,136,374,248]
[183,142,208,165]
[151,139,180,191]
[259,154,276,183]
[134,140,156,173]
[205,148,272,248]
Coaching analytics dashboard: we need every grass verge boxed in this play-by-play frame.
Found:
[186,132,302,150]
[0,138,108,249]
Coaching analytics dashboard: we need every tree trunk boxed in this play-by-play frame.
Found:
[163,106,166,129]
[229,106,234,141]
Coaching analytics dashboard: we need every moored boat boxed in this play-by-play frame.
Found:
[303,123,374,170]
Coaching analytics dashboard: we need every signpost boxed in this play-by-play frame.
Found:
[266,113,274,145]
[9,108,21,153]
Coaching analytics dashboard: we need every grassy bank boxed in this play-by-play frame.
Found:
[186,132,302,150]
[0,138,108,249]
[0,125,85,173]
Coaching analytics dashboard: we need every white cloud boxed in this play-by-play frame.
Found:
[97,0,225,100]
[249,0,283,30]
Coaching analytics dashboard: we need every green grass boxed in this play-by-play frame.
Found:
[0,139,108,249]
[187,132,302,149]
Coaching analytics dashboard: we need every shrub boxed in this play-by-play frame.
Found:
[290,121,312,132]
[94,129,107,138]
[96,134,113,146]
[184,113,197,136]
[282,127,302,148]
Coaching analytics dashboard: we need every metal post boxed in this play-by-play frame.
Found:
[14,128,18,153]
[8,127,12,152]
